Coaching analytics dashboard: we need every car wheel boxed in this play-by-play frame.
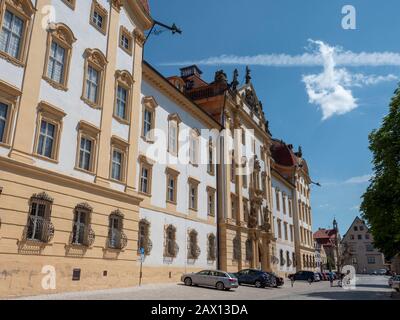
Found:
[216,282,225,291]
[184,277,192,286]
[308,278,313,283]
[255,280,263,288]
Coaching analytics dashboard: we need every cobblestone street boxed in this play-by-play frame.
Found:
[13,275,395,300]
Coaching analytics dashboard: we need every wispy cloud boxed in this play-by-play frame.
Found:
[321,174,373,187]
[163,40,399,120]
[161,50,400,67]
[344,174,373,185]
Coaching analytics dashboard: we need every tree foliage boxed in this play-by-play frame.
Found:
[361,84,400,259]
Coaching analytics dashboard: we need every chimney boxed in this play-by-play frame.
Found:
[180,65,203,79]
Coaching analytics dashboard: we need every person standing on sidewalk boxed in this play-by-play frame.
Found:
[328,271,334,287]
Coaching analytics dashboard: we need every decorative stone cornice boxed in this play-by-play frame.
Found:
[134,28,146,46]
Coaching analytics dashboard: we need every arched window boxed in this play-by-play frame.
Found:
[207,233,216,261]
[138,219,152,255]
[188,229,200,260]
[164,225,178,258]
[43,23,76,90]
[25,192,54,243]
[107,210,127,250]
[71,202,95,247]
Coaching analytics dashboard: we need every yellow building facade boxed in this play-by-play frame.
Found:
[0,0,152,298]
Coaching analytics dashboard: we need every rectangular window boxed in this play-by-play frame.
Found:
[367,256,376,264]
[208,190,215,217]
[290,225,294,242]
[140,166,149,194]
[85,66,99,103]
[116,86,127,119]
[169,122,178,154]
[207,141,214,174]
[282,195,287,214]
[143,109,152,138]
[167,176,176,203]
[37,120,55,158]
[277,219,282,239]
[111,149,123,181]
[190,135,198,165]
[92,11,103,29]
[284,222,288,240]
[275,190,280,211]
[189,183,198,210]
[27,202,46,241]
[0,102,8,143]
[47,41,65,84]
[358,234,362,240]
[78,137,93,171]
[0,10,24,59]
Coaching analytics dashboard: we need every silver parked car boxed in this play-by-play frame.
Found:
[181,270,239,291]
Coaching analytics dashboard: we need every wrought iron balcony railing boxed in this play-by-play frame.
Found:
[107,229,128,250]
[23,216,54,243]
[70,223,96,247]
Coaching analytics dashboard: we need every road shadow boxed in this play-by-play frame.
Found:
[355,284,390,289]
[176,283,237,293]
[301,290,391,300]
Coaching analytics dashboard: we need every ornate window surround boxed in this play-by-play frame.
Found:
[187,229,200,260]
[61,0,76,10]
[43,23,76,91]
[110,135,129,183]
[167,113,181,156]
[74,120,100,174]
[81,48,107,109]
[207,186,216,217]
[0,80,20,147]
[33,101,66,162]
[138,154,154,196]
[119,25,133,55]
[141,96,158,143]
[89,0,108,35]
[188,177,199,212]
[165,167,180,205]
[164,224,178,258]
[113,70,134,124]
[0,0,35,66]
[207,233,217,262]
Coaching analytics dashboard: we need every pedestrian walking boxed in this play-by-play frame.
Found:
[291,276,295,287]
[329,271,334,287]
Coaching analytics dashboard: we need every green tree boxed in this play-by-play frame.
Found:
[361,84,400,259]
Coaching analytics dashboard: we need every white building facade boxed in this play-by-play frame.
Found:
[271,171,296,277]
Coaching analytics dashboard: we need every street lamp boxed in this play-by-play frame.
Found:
[333,218,340,273]
[145,19,182,44]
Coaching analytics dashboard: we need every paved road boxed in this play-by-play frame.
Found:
[15,275,395,300]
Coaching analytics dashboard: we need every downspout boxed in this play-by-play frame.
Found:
[217,91,228,271]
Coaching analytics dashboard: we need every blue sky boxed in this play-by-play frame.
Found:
[144,0,400,234]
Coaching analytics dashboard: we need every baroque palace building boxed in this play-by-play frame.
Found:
[0,0,315,297]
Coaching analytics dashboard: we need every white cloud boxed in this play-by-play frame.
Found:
[163,40,399,120]
[162,50,400,67]
[302,41,398,120]
[344,174,373,184]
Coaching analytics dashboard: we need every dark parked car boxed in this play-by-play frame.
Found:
[265,272,284,287]
[288,271,319,282]
[234,269,276,288]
